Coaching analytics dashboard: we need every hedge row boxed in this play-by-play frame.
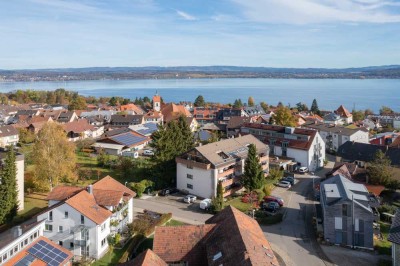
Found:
[144,213,172,236]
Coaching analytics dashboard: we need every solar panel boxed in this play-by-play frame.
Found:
[15,254,36,266]
[111,133,147,146]
[27,239,69,266]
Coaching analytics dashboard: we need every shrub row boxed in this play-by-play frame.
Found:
[144,213,172,236]
[118,234,145,263]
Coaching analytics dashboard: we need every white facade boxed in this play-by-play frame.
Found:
[0,221,45,264]
[177,163,217,199]
[16,156,24,211]
[318,129,369,151]
[0,134,19,148]
[394,118,400,129]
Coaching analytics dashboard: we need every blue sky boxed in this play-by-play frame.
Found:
[1,0,400,69]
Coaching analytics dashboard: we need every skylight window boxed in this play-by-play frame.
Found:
[213,252,222,261]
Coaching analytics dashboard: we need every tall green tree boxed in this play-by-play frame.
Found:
[352,109,365,122]
[233,99,243,108]
[296,102,309,112]
[260,101,269,112]
[212,181,224,212]
[194,95,206,107]
[367,150,393,186]
[31,123,77,191]
[242,144,265,191]
[272,106,296,127]
[311,99,320,115]
[248,96,255,107]
[0,148,18,224]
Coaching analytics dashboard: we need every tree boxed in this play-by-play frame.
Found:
[367,150,393,186]
[272,106,296,127]
[18,128,36,144]
[212,181,224,212]
[0,148,18,224]
[364,108,374,116]
[296,102,309,112]
[68,95,87,111]
[248,96,255,107]
[31,123,77,191]
[233,99,243,108]
[380,106,394,115]
[311,99,320,115]
[109,97,118,106]
[242,144,265,191]
[352,109,365,122]
[194,95,206,107]
[260,101,269,112]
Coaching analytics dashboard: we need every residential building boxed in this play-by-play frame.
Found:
[80,110,116,123]
[193,107,219,125]
[93,131,150,155]
[370,132,400,146]
[226,116,251,137]
[388,208,400,266]
[216,108,245,123]
[160,103,192,123]
[125,206,279,265]
[323,113,343,125]
[0,151,25,211]
[304,122,369,151]
[0,125,19,147]
[129,122,158,137]
[320,175,375,249]
[0,220,46,264]
[57,111,78,124]
[243,105,266,117]
[176,135,269,199]
[63,119,104,141]
[335,105,353,124]
[4,236,73,266]
[110,114,144,127]
[241,123,325,171]
[144,111,163,124]
[37,176,135,260]
[186,117,199,132]
[119,103,145,115]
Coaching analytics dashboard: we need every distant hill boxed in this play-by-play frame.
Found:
[1,65,400,81]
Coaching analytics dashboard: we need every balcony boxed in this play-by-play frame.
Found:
[218,167,235,178]
[223,185,242,197]
[176,156,211,170]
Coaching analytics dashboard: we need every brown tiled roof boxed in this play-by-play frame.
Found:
[4,236,73,266]
[161,103,191,122]
[144,111,162,119]
[120,104,145,115]
[93,189,124,206]
[46,185,83,201]
[62,119,95,133]
[120,249,167,266]
[153,224,216,266]
[65,190,112,225]
[93,175,136,198]
[336,105,352,118]
[153,95,161,103]
[205,206,279,266]
[227,116,251,129]
[0,125,18,137]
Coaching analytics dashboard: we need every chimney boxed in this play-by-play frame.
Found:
[13,226,22,237]
[88,184,93,194]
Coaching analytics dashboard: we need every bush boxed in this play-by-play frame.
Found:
[263,184,273,197]
[255,211,283,225]
[115,233,121,245]
[118,234,145,263]
[144,213,172,236]
[129,180,154,198]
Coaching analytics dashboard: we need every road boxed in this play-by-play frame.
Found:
[262,174,334,266]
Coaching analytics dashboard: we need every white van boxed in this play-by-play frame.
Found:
[143,149,154,156]
[199,198,212,210]
[122,151,139,158]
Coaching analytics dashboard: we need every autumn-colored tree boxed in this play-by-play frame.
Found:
[352,109,365,122]
[248,96,255,107]
[272,106,296,127]
[68,95,87,111]
[260,101,269,112]
[31,122,77,191]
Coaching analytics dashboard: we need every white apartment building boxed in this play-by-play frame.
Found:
[304,123,369,151]
[36,176,135,261]
[241,123,325,171]
[176,135,269,199]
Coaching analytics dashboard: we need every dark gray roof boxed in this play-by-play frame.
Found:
[388,208,400,245]
[337,141,400,166]
[243,105,266,116]
[101,127,132,138]
[111,114,143,124]
[305,122,368,136]
[323,113,341,121]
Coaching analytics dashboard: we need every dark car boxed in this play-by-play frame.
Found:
[159,188,179,196]
[281,177,295,186]
[261,202,280,213]
[264,196,284,207]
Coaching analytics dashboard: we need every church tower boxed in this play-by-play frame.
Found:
[153,91,161,112]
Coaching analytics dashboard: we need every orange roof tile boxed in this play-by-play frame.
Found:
[336,105,352,118]
[93,189,124,206]
[65,190,112,225]
[161,103,191,122]
[46,185,83,201]
[93,175,136,198]
[121,249,167,266]
[62,119,94,133]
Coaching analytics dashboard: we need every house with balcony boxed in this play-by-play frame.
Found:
[176,135,269,199]
[303,122,369,152]
[36,176,135,261]
[241,123,325,171]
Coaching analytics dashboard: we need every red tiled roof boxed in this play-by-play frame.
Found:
[120,249,167,266]
[364,184,385,196]
[153,95,161,103]
[65,190,112,225]
[62,119,94,133]
[161,103,191,122]
[4,236,73,266]
[93,189,124,206]
[153,224,216,266]
[336,105,352,118]
[93,175,136,198]
[145,111,162,118]
[120,103,145,114]
[46,186,83,201]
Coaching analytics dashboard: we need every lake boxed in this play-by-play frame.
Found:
[0,78,399,112]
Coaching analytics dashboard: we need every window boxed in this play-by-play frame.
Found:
[70,242,74,248]
[187,174,193,179]
[187,184,193,189]
[101,223,106,231]
[81,215,85,225]
[101,238,107,247]
[334,217,342,230]
[65,211,68,218]
[58,226,63,233]
[14,246,18,253]
[48,211,53,221]
[34,231,38,238]
[342,204,350,217]
[58,241,63,246]
[45,224,53,232]
[24,239,28,245]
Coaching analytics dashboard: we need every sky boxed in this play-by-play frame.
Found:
[1,0,400,69]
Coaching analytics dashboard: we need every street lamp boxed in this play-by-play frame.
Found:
[124,181,128,187]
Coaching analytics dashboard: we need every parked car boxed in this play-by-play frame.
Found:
[183,195,197,203]
[298,167,309,174]
[159,187,179,196]
[282,177,295,186]
[143,149,154,156]
[261,202,280,212]
[277,180,291,188]
[200,198,212,210]
[122,151,139,158]
[264,195,284,207]
[284,171,295,178]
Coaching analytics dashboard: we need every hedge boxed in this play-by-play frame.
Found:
[144,213,172,236]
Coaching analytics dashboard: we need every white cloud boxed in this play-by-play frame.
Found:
[176,10,197,21]
[232,0,400,24]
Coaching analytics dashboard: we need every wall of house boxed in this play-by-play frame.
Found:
[176,162,215,198]
[393,119,400,129]
[0,135,19,147]
[95,219,110,260]
[16,156,24,211]
[37,203,104,259]
[307,133,325,171]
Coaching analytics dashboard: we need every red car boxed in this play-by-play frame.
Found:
[264,196,284,207]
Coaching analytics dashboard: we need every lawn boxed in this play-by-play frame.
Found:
[224,197,254,213]
[92,241,132,266]
[13,192,48,224]
[165,219,187,226]
[375,221,392,255]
